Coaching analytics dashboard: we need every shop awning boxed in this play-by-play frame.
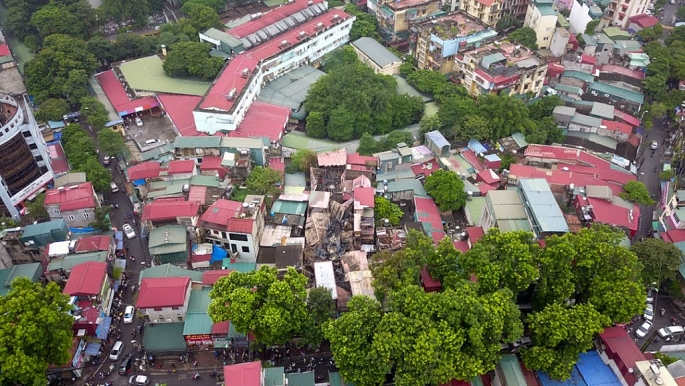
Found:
[96,317,113,340]
[85,342,102,356]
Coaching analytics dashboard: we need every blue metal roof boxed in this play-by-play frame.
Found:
[425,130,450,149]
[96,316,113,339]
[575,351,622,386]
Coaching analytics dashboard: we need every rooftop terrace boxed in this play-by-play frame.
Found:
[417,11,488,40]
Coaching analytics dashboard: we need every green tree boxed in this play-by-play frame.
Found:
[462,229,541,295]
[209,267,309,346]
[509,27,538,50]
[636,24,664,42]
[88,36,121,67]
[419,115,444,140]
[302,287,336,347]
[80,96,110,131]
[381,130,415,150]
[437,96,477,130]
[181,0,226,12]
[327,108,355,141]
[400,61,416,77]
[0,278,74,386]
[584,20,600,35]
[521,303,610,380]
[290,149,318,172]
[4,0,50,40]
[35,98,69,122]
[25,193,49,221]
[102,0,151,26]
[357,132,379,155]
[619,180,655,205]
[184,3,224,32]
[112,34,159,59]
[374,196,404,226]
[478,94,535,140]
[389,94,425,129]
[424,170,467,211]
[24,34,97,104]
[344,5,380,41]
[323,45,359,72]
[324,296,391,386]
[163,41,224,80]
[659,169,675,181]
[305,111,327,139]
[245,166,284,196]
[631,238,683,286]
[528,95,565,121]
[499,153,517,171]
[456,115,490,142]
[433,83,469,104]
[407,70,447,94]
[79,158,114,193]
[30,4,84,39]
[90,206,112,232]
[98,128,127,157]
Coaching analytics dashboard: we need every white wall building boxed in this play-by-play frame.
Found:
[568,0,594,34]
[136,277,192,323]
[524,0,558,49]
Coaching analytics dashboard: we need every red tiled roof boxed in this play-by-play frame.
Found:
[201,199,243,227]
[212,320,230,334]
[347,152,378,167]
[354,187,375,208]
[414,197,443,235]
[223,362,262,386]
[44,182,97,212]
[478,183,496,194]
[0,44,10,57]
[136,277,191,308]
[63,261,107,296]
[74,235,111,253]
[663,229,685,243]
[269,157,285,174]
[614,110,640,127]
[587,197,639,231]
[188,186,208,205]
[318,148,347,167]
[600,327,646,385]
[199,9,350,112]
[548,63,565,77]
[48,143,70,175]
[95,70,159,116]
[227,0,323,38]
[627,134,641,148]
[559,164,636,185]
[200,156,223,171]
[466,227,484,243]
[453,240,470,252]
[461,149,484,172]
[157,94,203,137]
[524,144,611,169]
[128,161,162,180]
[509,164,625,195]
[601,119,633,135]
[411,160,441,177]
[580,54,596,65]
[142,199,200,221]
[629,13,659,28]
[477,169,501,185]
[202,270,234,285]
[600,65,645,80]
[227,218,254,233]
[432,231,447,244]
[226,102,290,142]
[168,160,196,174]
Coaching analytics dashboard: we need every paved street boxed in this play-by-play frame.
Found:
[660,1,680,25]
[634,121,670,241]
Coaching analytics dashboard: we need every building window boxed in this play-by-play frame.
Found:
[242,246,250,253]
[178,316,183,321]
[231,244,237,253]
[53,209,60,214]
[229,233,248,241]
[153,307,163,311]
[543,37,549,40]
[172,306,180,310]
[83,213,90,219]
[68,215,75,220]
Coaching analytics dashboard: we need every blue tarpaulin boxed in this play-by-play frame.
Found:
[69,227,95,234]
[211,244,227,263]
[84,342,102,356]
[47,120,66,129]
[96,317,113,339]
[133,179,146,187]
[115,231,123,251]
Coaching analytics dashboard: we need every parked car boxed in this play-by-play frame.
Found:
[118,354,133,375]
[122,223,136,239]
[124,305,135,324]
[635,320,653,339]
[110,181,119,193]
[651,140,658,150]
[135,117,143,127]
[109,341,124,360]
[644,304,654,321]
[658,325,685,339]
[103,155,111,166]
[129,375,150,386]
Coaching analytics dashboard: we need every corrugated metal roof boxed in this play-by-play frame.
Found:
[519,178,569,234]
[351,37,401,68]
[271,200,307,216]
[498,355,527,386]
[589,82,644,104]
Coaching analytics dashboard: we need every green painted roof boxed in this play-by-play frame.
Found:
[222,260,256,272]
[465,196,486,227]
[498,354,527,386]
[148,225,188,255]
[138,263,203,284]
[142,322,188,352]
[562,70,595,83]
[589,82,644,104]
[285,372,315,386]
[537,4,557,16]
[554,84,582,94]
[191,175,222,187]
[183,289,213,335]
[328,373,354,386]
[119,55,210,96]
[282,133,337,152]
[512,132,529,147]
[557,14,570,27]
[188,288,212,313]
[47,251,108,272]
[174,136,221,149]
[0,263,43,296]
[263,367,285,386]
[271,200,307,216]
[20,219,66,239]
[203,28,243,48]
[602,27,631,40]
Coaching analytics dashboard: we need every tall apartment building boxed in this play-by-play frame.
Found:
[0,94,53,219]
[604,0,650,28]
[371,0,442,50]
[454,40,548,96]
[193,1,355,134]
[500,0,531,28]
[523,0,558,49]
[460,0,503,27]
[412,12,496,73]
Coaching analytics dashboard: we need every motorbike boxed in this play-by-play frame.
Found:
[192,373,201,380]
[661,308,666,316]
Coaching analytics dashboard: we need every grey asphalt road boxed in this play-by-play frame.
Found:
[660,1,680,25]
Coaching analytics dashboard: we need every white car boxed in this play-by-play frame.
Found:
[651,140,658,150]
[122,223,136,239]
[636,320,653,339]
[135,117,143,127]
[123,305,134,324]
[644,304,655,321]
[109,341,124,360]
[129,375,150,386]
[658,325,685,339]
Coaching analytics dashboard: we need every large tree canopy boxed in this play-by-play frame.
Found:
[631,238,683,286]
[305,55,424,141]
[424,170,467,211]
[163,41,224,80]
[0,278,74,386]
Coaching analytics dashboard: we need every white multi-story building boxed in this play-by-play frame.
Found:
[604,0,650,28]
[193,1,354,135]
[136,277,192,323]
[0,94,54,219]
[524,0,558,49]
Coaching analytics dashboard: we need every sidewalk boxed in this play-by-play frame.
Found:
[148,350,224,375]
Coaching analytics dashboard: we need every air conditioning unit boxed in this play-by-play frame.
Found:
[591,91,598,96]
[604,94,610,97]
